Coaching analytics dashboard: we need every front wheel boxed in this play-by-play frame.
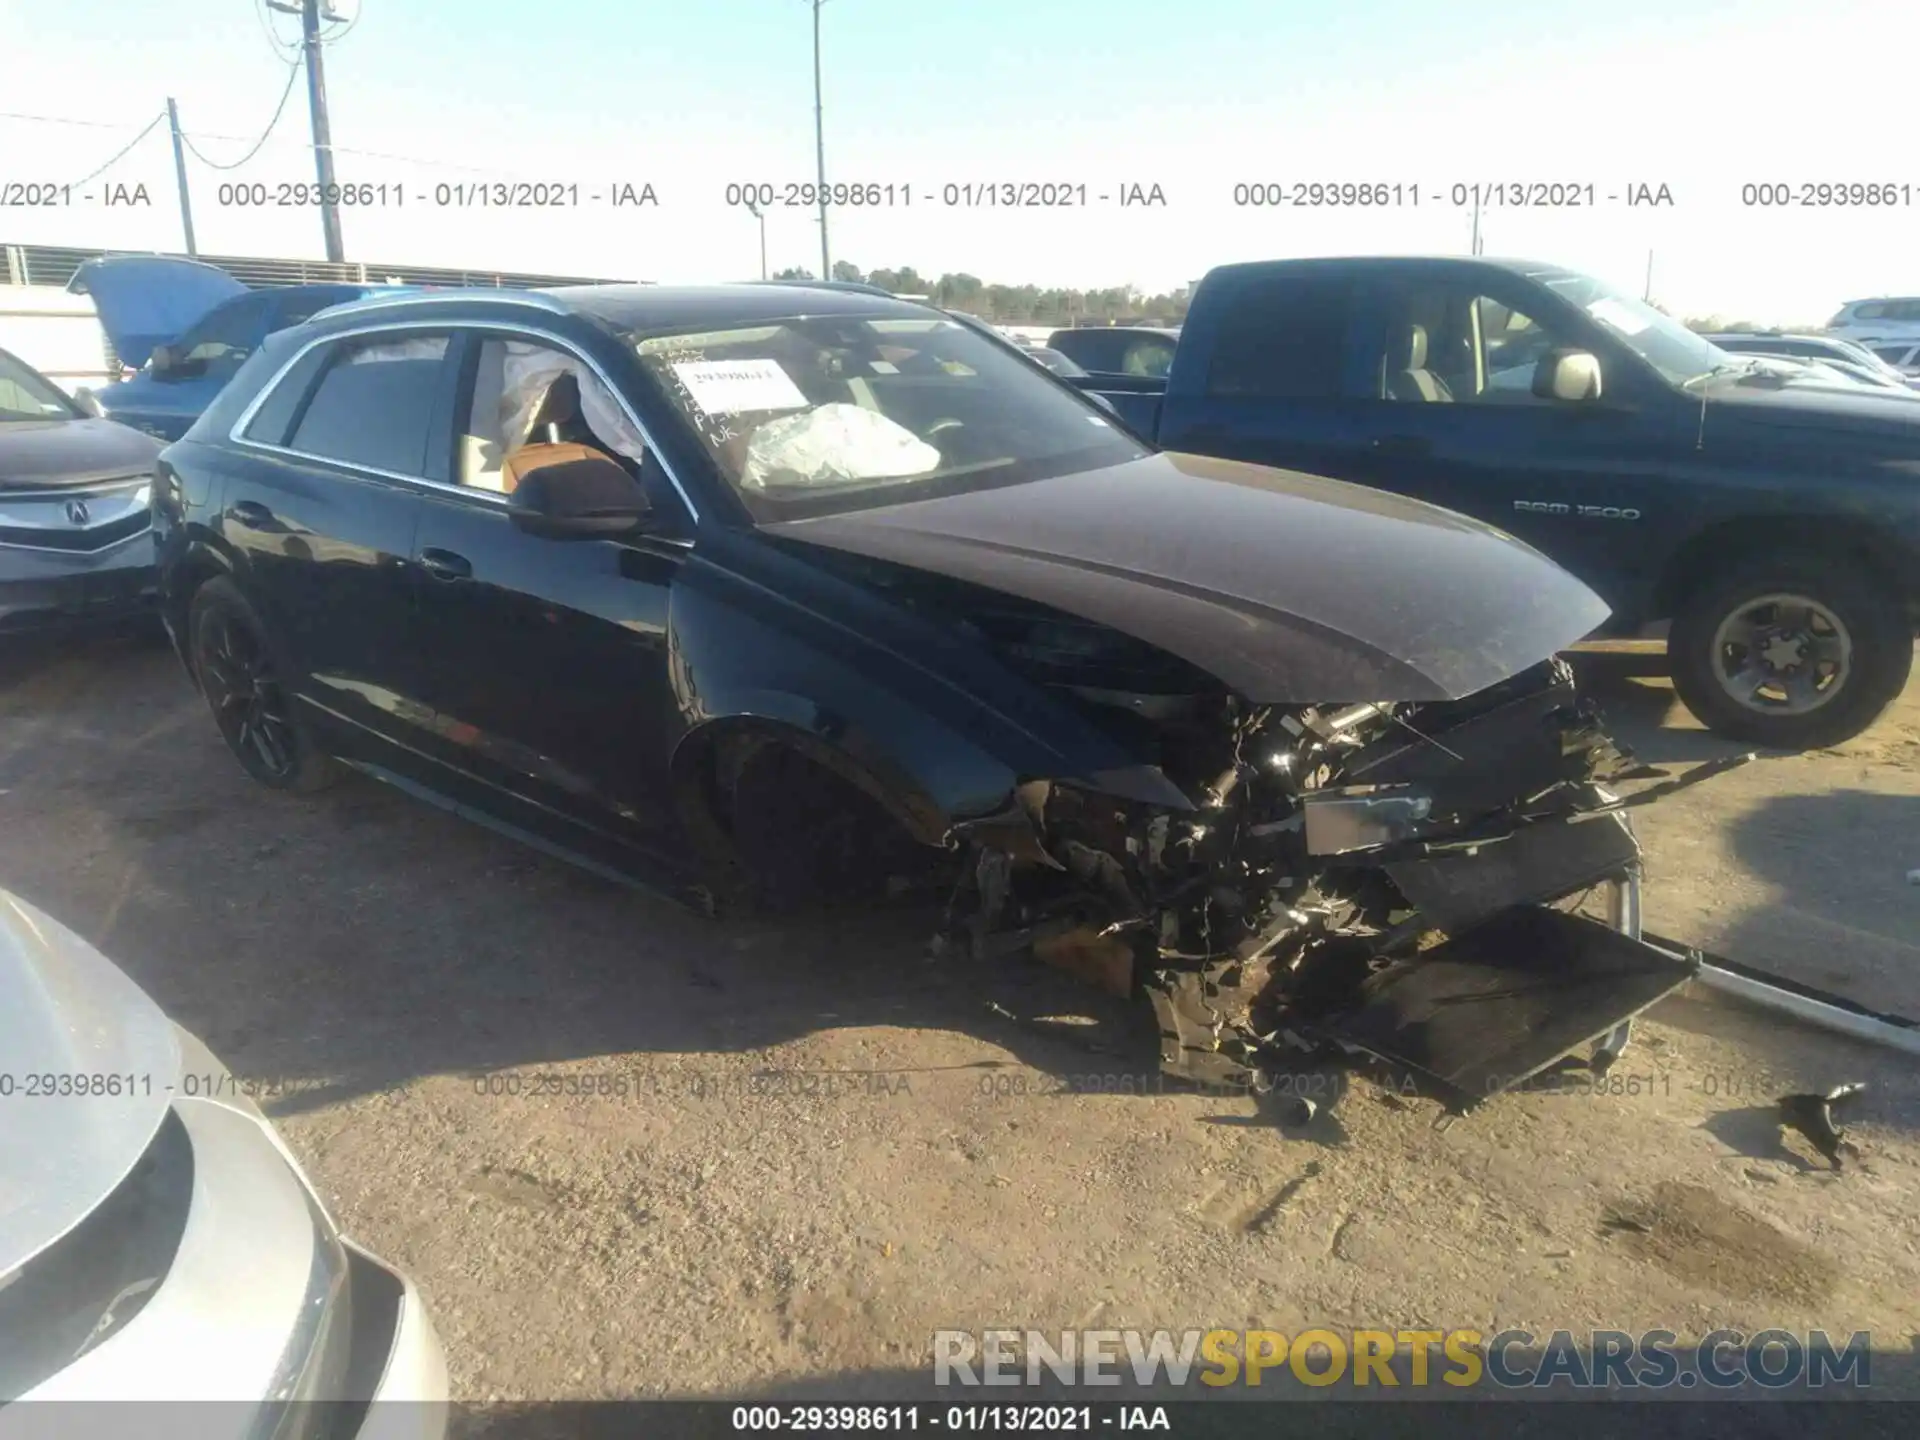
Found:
[1668,558,1911,749]
[188,577,340,793]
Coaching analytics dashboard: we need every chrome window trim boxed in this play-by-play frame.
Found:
[226,316,702,524]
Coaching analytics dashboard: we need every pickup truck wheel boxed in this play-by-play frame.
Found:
[1669,559,1911,749]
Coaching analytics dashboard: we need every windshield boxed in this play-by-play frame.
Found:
[0,350,78,421]
[630,314,1147,521]
[1835,339,1912,380]
[1534,272,1730,387]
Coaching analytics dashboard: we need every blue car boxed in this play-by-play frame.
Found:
[72,257,402,442]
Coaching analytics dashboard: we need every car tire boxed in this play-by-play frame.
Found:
[188,577,340,793]
[1669,556,1911,749]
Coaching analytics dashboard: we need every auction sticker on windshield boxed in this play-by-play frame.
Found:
[671,358,810,414]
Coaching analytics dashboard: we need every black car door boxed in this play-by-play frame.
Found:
[401,329,692,866]
[1338,273,1688,619]
[224,329,456,753]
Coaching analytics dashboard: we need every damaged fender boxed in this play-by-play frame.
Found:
[662,531,1192,872]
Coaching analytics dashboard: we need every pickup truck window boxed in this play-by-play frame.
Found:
[1204,278,1351,398]
[1532,272,1724,388]
[1378,286,1580,404]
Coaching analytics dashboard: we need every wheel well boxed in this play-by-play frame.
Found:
[1651,517,1915,619]
[166,552,228,655]
[669,719,950,878]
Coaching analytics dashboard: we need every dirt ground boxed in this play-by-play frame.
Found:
[2,631,1917,1409]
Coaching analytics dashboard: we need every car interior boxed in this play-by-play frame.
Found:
[459,340,648,494]
[1382,291,1572,404]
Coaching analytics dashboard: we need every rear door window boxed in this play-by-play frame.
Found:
[287,334,451,477]
[1204,277,1353,398]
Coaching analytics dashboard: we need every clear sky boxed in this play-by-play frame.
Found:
[1,0,1912,323]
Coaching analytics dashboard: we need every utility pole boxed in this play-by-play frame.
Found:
[1644,249,1655,303]
[745,198,768,280]
[1470,194,1482,255]
[165,97,197,255]
[812,0,830,281]
[271,0,345,260]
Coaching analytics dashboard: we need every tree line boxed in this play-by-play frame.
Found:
[770,261,1192,326]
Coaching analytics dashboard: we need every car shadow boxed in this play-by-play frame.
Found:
[1566,655,1755,768]
[0,634,1181,1118]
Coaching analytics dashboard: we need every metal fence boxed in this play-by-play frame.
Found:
[2,242,638,291]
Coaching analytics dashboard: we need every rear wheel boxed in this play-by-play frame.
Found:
[188,577,340,793]
[1669,557,1911,749]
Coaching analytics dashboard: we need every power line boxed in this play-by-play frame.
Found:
[254,0,302,59]
[61,111,166,189]
[12,105,585,182]
[178,59,303,170]
[0,109,151,131]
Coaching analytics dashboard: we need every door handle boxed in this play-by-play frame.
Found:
[1371,434,1432,457]
[416,547,472,581]
[227,500,275,529]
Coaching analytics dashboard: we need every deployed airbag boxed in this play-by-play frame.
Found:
[742,402,942,490]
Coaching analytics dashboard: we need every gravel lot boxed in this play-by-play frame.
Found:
[3,630,1917,1414]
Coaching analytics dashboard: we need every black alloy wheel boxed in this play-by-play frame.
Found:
[188,578,339,793]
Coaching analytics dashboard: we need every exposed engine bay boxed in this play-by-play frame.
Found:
[936,649,1748,1109]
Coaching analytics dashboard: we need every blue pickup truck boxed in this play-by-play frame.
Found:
[1077,256,1920,749]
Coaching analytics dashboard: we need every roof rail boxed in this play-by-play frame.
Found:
[306,287,576,324]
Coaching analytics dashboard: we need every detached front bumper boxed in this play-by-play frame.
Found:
[946,658,1741,1110]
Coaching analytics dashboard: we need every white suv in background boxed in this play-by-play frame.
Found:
[1826,296,1920,347]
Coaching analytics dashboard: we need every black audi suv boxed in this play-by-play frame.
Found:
[152,282,1712,1098]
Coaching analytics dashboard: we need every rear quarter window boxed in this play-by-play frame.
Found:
[286,334,450,476]
[1204,277,1352,398]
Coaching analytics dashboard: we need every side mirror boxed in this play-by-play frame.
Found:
[72,388,105,418]
[1533,350,1603,402]
[505,445,651,540]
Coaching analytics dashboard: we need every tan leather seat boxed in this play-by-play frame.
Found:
[499,441,605,494]
[1387,324,1454,402]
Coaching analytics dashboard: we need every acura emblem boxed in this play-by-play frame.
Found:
[64,498,91,526]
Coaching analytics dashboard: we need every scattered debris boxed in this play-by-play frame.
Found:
[1778,1083,1868,1170]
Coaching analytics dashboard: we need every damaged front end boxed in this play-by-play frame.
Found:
[940,658,1746,1111]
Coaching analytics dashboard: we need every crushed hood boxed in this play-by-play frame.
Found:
[0,890,179,1283]
[68,256,249,368]
[0,416,162,490]
[766,452,1611,703]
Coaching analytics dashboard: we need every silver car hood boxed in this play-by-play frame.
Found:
[0,890,180,1282]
